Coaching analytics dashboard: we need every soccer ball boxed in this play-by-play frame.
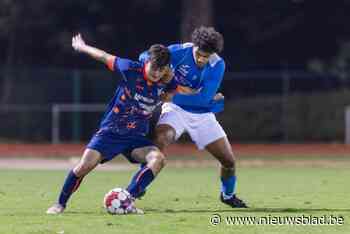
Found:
[103,188,134,214]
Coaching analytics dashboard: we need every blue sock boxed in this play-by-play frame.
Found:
[221,175,237,199]
[58,170,83,207]
[127,166,155,198]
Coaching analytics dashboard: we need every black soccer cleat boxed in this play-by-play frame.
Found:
[220,193,248,208]
[136,190,146,200]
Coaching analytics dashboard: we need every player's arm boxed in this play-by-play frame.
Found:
[172,61,225,107]
[72,34,116,70]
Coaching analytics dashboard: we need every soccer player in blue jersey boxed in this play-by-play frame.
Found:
[140,26,248,208]
[46,34,175,214]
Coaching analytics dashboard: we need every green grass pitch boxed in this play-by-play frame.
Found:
[1,160,350,234]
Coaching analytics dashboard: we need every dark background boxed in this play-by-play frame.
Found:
[0,0,348,70]
[1,0,350,143]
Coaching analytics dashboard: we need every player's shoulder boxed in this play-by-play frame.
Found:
[168,42,193,53]
[168,43,193,65]
[208,53,225,68]
[169,43,224,68]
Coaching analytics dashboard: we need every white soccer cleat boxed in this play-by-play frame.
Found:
[127,206,144,215]
[46,203,65,214]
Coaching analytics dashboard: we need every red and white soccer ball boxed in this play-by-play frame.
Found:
[103,188,134,214]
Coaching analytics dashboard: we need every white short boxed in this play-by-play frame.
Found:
[157,102,227,150]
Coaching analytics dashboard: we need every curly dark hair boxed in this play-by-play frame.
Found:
[191,26,224,54]
[148,44,171,69]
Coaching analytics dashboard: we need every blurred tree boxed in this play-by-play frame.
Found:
[308,40,350,89]
[0,0,64,103]
[181,0,213,42]
[0,0,21,104]
[0,0,348,72]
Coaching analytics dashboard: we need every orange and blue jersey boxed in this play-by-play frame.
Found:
[87,56,176,164]
[98,56,176,137]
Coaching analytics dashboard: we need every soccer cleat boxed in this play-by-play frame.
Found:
[46,203,65,214]
[129,207,144,214]
[125,205,144,215]
[220,193,248,208]
[120,196,144,215]
[136,190,146,199]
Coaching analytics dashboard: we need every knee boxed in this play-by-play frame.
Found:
[220,153,236,169]
[222,160,235,169]
[154,151,166,169]
[154,126,175,150]
[73,161,94,177]
[148,151,166,173]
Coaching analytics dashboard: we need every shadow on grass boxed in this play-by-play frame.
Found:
[146,207,350,214]
[36,208,350,216]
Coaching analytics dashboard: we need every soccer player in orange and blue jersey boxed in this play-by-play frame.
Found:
[46,34,176,214]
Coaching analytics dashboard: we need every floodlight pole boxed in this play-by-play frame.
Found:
[52,104,60,144]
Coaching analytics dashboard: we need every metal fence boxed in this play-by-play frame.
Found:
[0,67,349,143]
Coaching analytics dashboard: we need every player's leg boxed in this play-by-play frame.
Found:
[47,149,102,214]
[186,112,247,208]
[205,136,247,208]
[126,146,166,198]
[153,124,177,151]
[137,105,184,198]
[153,103,186,152]
[205,137,236,191]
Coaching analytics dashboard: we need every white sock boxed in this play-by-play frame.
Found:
[222,192,234,200]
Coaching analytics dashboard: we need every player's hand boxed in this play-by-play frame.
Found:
[72,34,87,52]
[160,91,175,102]
[213,92,224,101]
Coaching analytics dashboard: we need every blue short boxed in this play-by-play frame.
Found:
[86,130,154,164]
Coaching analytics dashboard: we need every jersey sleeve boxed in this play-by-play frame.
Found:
[107,56,133,72]
[209,99,224,113]
[167,43,183,52]
[106,56,136,81]
[172,60,225,108]
[168,43,189,66]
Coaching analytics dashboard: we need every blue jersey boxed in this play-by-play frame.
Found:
[139,43,225,113]
[99,57,176,136]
